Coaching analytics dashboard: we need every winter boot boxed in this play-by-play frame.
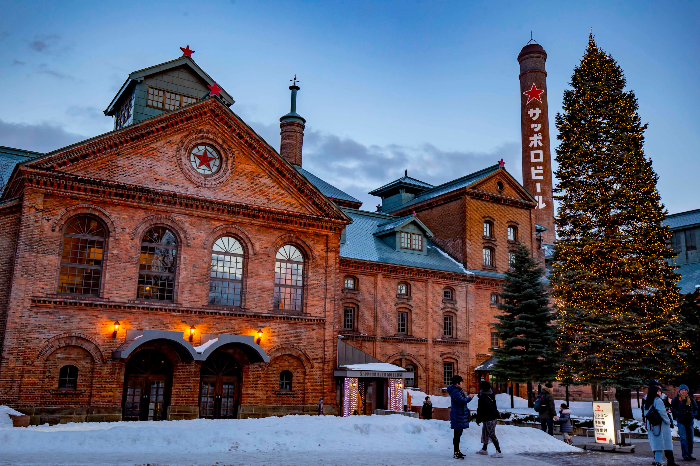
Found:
[453,451,465,459]
[666,450,681,466]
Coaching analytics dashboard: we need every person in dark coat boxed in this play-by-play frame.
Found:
[538,382,557,436]
[671,384,698,461]
[475,381,502,457]
[555,403,573,445]
[446,375,473,460]
[421,396,433,420]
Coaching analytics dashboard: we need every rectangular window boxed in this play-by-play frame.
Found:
[484,222,493,237]
[147,87,198,111]
[443,315,453,338]
[508,252,516,269]
[685,229,697,251]
[443,288,453,300]
[400,232,423,251]
[400,231,410,249]
[490,293,498,305]
[483,248,493,267]
[398,311,408,334]
[343,306,355,331]
[508,226,517,242]
[443,361,454,387]
[147,87,164,109]
[344,276,355,289]
[671,231,683,252]
[491,332,501,349]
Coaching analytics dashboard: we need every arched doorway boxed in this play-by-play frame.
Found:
[199,350,241,419]
[122,349,172,421]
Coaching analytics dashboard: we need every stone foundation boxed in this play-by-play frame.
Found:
[238,404,338,419]
[167,405,199,421]
[17,406,122,425]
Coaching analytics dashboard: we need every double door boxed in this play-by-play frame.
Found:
[200,376,239,419]
[123,375,168,421]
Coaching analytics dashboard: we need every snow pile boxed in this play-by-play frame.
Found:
[404,389,451,408]
[0,405,24,428]
[0,414,578,455]
[341,363,405,371]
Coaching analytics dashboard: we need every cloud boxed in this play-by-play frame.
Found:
[35,63,75,80]
[66,105,104,121]
[0,118,85,153]
[12,59,24,66]
[29,33,60,52]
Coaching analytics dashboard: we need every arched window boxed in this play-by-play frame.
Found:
[483,220,494,238]
[483,247,494,267]
[443,361,455,387]
[209,236,244,307]
[397,309,411,335]
[405,364,416,388]
[443,313,454,338]
[58,216,106,296]
[508,225,518,242]
[138,226,178,301]
[397,282,410,296]
[274,245,304,311]
[279,370,293,391]
[58,365,78,390]
[343,305,356,331]
[344,276,357,290]
[443,287,454,300]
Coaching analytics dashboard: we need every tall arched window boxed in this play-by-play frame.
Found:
[483,220,494,238]
[58,216,106,295]
[483,247,494,267]
[404,364,416,388]
[58,365,78,390]
[279,370,293,391]
[443,313,454,338]
[274,245,304,311]
[138,226,178,301]
[209,236,244,307]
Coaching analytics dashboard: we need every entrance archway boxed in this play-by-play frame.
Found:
[199,350,241,419]
[122,349,172,421]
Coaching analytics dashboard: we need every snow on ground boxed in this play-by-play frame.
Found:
[0,405,23,428]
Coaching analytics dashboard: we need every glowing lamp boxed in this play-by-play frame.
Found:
[189,326,195,342]
[112,321,120,339]
[256,329,263,345]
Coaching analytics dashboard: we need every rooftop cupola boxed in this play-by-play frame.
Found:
[369,170,434,212]
[279,75,306,166]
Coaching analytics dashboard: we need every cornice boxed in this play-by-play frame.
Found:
[381,336,428,343]
[337,333,376,341]
[14,168,346,233]
[29,297,326,323]
[432,339,468,345]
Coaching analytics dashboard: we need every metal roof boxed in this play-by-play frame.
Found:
[0,146,42,194]
[295,166,361,205]
[665,209,700,231]
[382,165,503,213]
[374,214,434,237]
[676,262,700,294]
[369,175,434,196]
[475,355,499,372]
[340,208,503,279]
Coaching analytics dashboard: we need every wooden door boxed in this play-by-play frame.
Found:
[199,351,240,419]
[122,350,171,421]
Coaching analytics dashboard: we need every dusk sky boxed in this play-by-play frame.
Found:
[0,0,698,213]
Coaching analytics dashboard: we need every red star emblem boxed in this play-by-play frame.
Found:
[523,83,544,104]
[498,159,505,168]
[208,82,223,97]
[194,148,216,170]
[180,45,194,57]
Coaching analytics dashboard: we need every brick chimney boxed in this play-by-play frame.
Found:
[279,76,305,166]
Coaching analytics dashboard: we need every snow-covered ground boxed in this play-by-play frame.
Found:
[0,408,577,465]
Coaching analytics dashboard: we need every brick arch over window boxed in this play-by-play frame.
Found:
[130,214,191,246]
[269,234,315,265]
[51,204,118,239]
[267,345,314,369]
[267,354,307,403]
[202,224,257,256]
[385,352,426,374]
[36,334,105,364]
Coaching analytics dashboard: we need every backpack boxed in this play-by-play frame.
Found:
[534,394,547,413]
[646,404,663,427]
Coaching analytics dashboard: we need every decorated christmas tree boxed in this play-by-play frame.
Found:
[492,245,558,406]
[551,34,685,418]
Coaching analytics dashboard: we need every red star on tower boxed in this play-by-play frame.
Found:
[208,82,223,97]
[523,83,544,104]
[180,45,194,57]
[194,149,216,170]
[498,159,505,168]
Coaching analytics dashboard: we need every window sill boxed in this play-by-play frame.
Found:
[507,240,519,245]
[51,390,83,395]
[342,288,360,294]
[396,294,412,301]
[133,298,177,305]
[274,390,298,396]
[483,236,496,241]
[442,298,456,305]
[482,266,497,271]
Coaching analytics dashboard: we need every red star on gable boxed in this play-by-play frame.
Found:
[498,159,505,168]
[194,149,216,170]
[208,82,223,97]
[180,45,194,57]
[523,83,544,104]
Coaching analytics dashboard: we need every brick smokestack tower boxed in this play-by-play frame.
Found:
[279,76,305,166]
[518,42,555,244]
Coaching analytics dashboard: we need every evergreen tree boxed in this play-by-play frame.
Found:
[551,34,686,418]
[669,291,700,394]
[492,245,558,406]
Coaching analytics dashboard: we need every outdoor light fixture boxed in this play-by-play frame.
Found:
[189,326,195,343]
[112,321,120,339]
[256,329,263,345]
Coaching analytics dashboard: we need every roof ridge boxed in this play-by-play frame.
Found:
[414,164,500,198]
[667,208,700,218]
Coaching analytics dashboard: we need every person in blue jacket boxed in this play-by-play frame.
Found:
[645,384,679,466]
[446,375,474,460]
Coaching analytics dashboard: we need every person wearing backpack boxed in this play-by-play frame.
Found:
[645,384,679,466]
[671,384,698,461]
[446,375,474,460]
[475,381,503,458]
[536,382,557,435]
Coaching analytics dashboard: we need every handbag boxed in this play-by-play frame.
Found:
[646,404,663,427]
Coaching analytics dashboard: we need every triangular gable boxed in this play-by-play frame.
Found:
[11,98,349,223]
[470,168,537,204]
[374,214,434,237]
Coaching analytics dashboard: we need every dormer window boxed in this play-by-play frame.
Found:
[400,231,422,251]
[147,87,198,111]
[483,221,494,238]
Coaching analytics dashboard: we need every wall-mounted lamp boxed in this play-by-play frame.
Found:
[112,321,120,339]
[189,326,195,343]
[256,329,263,345]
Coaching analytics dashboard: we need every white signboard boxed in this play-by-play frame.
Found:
[593,401,621,444]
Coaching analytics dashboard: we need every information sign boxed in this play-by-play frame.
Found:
[593,401,621,444]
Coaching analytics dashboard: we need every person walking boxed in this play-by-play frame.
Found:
[537,382,557,435]
[446,375,474,460]
[556,403,573,445]
[421,396,433,420]
[645,384,679,466]
[475,381,503,458]
[671,384,698,461]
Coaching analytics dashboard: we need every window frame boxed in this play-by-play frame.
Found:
[400,231,423,251]
[58,215,107,297]
[137,226,178,302]
[443,361,455,387]
[491,331,501,349]
[490,293,498,305]
[443,287,454,301]
[273,245,305,312]
[279,370,293,391]
[443,313,455,339]
[685,229,697,251]
[508,252,516,270]
[483,247,494,267]
[146,86,198,111]
[208,236,245,308]
[483,220,494,238]
[397,282,410,297]
[508,225,518,242]
[671,231,683,252]
[58,365,79,391]
[404,363,416,388]
[397,310,409,335]
[344,276,357,290]
[343,305,356,331]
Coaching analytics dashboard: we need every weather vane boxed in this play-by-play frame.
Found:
[526,31,538,45]
[290,75,300,86]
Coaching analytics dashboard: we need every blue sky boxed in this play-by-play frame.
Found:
[0,0,698,213]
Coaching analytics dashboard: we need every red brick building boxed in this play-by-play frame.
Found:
[0,51,542,424]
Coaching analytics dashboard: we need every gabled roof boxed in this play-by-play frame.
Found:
[374,214,433,237]
[295,166,362,208]
[665,209,700,231]
[677,262,700,294]
[382,164,522,214]
[475,356,499,372]
[104,56,234,115]
[340,208,503,279]
[0,146,42,194]
[369,175,434,196]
